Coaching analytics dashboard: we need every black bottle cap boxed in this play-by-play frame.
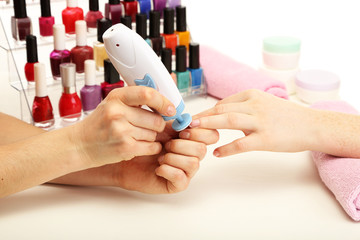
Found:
[163,8,174,34]
[97,18,112,43]
[176,6,186,32]
[13,0,27,18]
[89,0,99,11]
[40,0,51,17]
[124,0,134,2]
[189,43,200,69]
[161,48,172,74]
[26,35,38,63]
[109,0,120,4]
[149,10,160,38]
[121,16,132,29]
[136,13,147,39]
[176,45,187,72]
[104,59,120,84]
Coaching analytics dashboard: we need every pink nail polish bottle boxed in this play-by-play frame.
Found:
[50,24,71,80]
[85,0,103,33]
[39,0,55,37]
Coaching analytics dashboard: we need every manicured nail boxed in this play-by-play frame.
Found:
[213,150,220,157]
[190,119,200,128]
[179,131,190,139]
[167,106,176,116]
[158,155,165,164]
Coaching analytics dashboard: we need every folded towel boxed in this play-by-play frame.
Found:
[311,100,360,221]
[199,45,289,100]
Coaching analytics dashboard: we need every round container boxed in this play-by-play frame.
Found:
[262,36,301,70]
[295,69,341,104]
[259,65,299,95]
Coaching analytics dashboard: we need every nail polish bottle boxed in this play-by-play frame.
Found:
[101,59,124,98]
[70,20,94,73]
[50,24,71,80]
[85,0,103,33]
[136,13,151,46]
[62,0,84,34]
[161,48,177,84]
[153,0,166,18]
[149,10,162,56]
[32,63,55,129]
[137,0,151,18]
[122,0,138,22]
[24,35,38,84]
[94,18,111,71]
[80,60,102,115]
[175,6,190,50]
[105,0,123,25]
[121,15,133,29]
[39,0,55,37]
[175,45,190,93]
[188,43,203,91]
[168,0,181,9]
[59,63,82,121]
[162,8,178,55]
[11,0,32,42]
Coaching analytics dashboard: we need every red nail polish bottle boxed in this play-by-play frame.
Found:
[11,0,32,42]
[70,20,93,73]
[24,35,38,83]
[85,0,103,33]
[39,0,55,37]
[32,63,55,129]
[122,0,138,22]
[101,59,124,98]
[50,24,71,80]
[62,0,84,34]
[161,8,178,55]
[105,0,123,25]
[149,10,163,56]
[59,63,82,121]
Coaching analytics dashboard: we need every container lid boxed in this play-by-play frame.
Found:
[60,63,77,88]
[40,0,51,17]
[13,0,27,18]
[176,45,187,72]
[109,0,120,4]
[26,35,38,63]
[263,36,301,53]
[104,59,120,84]
[161,48,172,74]
[75,20,87,46]
[149,10,160,38]
[85,60,96,86]
[89,0,99,11]
[176,6,186,32]
[53,24,66,50]
[136,13,147,39]
[295,69,340,91]
[67,0,78,8]
[163,8,174,34]
[34,63,47,97]
[97,18,112,43]
[121,16,132,29]
[189,43,200,69]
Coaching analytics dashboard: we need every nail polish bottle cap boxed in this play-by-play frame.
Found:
[89,0,99,11]
[40,0,51,17]
[189,43,200,69]
[66,0,78,8]
[163,8,175,34]
[53,24,66,50]
[97,18,112,43]
[75,20,87,46]
[60,63,77,91]
[26,35,38,63]
[13,0,27,18]
[136,13,147,39]
[84,60,96,86]
[104,59,120,84]
[34,63,47,97]
[161,48,172,74]
[176,45,187,72]
[124,0,135,2]
[176,6,186,32]
[149,10,160,38]
[121,16,132,29]
[109,0,120,4]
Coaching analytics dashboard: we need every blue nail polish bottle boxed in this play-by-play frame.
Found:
[188,43,203,92]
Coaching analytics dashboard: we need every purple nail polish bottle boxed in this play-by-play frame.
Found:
[168,0,181,9]
[153,0,166,17]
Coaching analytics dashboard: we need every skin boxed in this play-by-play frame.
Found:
[0,86,219,197]
[190,89,360,158]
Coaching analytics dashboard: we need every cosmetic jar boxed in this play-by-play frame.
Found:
[262,36,301,70]
[295,69,340,104]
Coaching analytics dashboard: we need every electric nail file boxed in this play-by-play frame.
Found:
[103,23,192,131]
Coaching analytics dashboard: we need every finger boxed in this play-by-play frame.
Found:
[110,86,176,117]
[179,128,219,145]
[193,102,252,119]
[158,153,199,178]
[165,140,207,160]
[216,89,261,105]
[132,141,163,157]
[155,164,189,193]
[213,135,262,157]
[126,106,166,132]
[131,126,157,142]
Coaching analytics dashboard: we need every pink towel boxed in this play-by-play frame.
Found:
[311,100,360,221]
[199,45,288,100]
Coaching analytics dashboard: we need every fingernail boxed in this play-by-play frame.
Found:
[190,119,200,128]
[179,131,190,139]
[213,150,220,157]
[158,155,165,164]
[167,106,176,116]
